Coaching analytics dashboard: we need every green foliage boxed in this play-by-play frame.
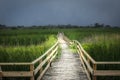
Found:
[0,29,58,46]
[0,28,120,80]
[62,28,120,61]
[82,34,120,61]
[69,43,77,53]
[0,29,57,62]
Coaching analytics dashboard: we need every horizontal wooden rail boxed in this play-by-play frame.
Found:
[0,41,59,80]
[95,62,120,64]
[0,63,32,65]
[1,71,33,77]
[0,64,34,80]
[94,70,120,76]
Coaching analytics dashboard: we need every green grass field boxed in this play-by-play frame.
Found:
[62,28,120,61]
[0,29,57,62]
[0,28,120,80]
[1,28,120,62]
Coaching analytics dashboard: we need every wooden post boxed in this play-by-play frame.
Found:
[0,66,2,80]
[87,58,90,77]
[93,64,97,80]
[30,64,34,80]
[40,59,43,74]
[77,45,81,57]
[47,51,51,68]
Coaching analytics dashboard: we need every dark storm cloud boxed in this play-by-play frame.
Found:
[0,0,120,26]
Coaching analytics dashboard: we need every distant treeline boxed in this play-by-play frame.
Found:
[0,23,120,29]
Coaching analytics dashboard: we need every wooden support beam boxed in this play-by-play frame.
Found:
[0,66,2,77]
[30,64,34,80]
[93,64,97,80]
[39,59,43,74]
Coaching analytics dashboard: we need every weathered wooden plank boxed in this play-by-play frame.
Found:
[94,70,120,76]
[1,71,33,77]
[0,63,32,66]
[96,62,120,64]
[0,66,2,80]
[0,71,2,77]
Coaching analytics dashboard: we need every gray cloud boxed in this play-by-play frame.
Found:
[0,0,120,26]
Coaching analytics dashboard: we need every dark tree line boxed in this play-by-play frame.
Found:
[0,23,119,29]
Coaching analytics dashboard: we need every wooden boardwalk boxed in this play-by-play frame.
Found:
[1,34,120,80]
[42,37,88,80]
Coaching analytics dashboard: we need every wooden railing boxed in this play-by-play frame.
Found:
[73,40,120,80]
[0,41,59,80]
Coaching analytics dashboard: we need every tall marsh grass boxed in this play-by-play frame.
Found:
[0,28,57,62]
[82,34,120,61]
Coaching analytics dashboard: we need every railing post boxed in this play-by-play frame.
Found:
[87,58,90,78]
[47,51,51,67]
[40,59,43,74]
[93,64,97,80]
[30,64,34,80]
[0,66,2,80]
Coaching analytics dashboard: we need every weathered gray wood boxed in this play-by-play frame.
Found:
[93,64,97,80]
[30,64,34,80]
[0,66,2,78]
[95,62,120,64]
[0,63,32,65]
[39,59,43,76]
[42,38,88,80]
[94,70,120,76]
[1,71,33,77]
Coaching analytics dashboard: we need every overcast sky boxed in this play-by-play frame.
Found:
[0,0,120,26]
